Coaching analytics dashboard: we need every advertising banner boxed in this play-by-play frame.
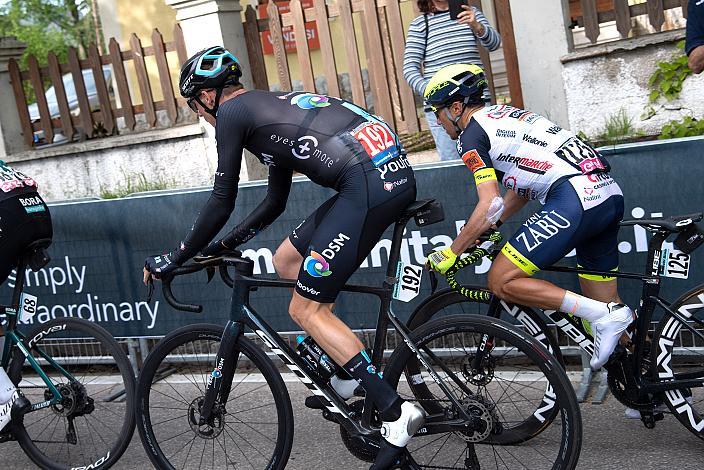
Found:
[4,137,703,337]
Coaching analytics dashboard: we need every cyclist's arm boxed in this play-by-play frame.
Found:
[216,166,293,248]
[451,179,501,254]
[451,119,500,253]
[170,100,249,264]
[496,189,529,224]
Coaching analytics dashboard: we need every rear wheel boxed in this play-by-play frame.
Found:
[384,315,582,469]
[652,284,704,440]
[8,317,136,470]
[406,289,564,444]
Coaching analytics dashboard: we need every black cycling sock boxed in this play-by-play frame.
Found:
[344,350,402,421]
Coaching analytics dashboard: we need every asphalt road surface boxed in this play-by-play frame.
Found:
[2,376,702,470]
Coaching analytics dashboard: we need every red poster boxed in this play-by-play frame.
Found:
[258,0,320,55]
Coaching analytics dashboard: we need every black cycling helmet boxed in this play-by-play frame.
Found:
[179,46,242,117]
[423,64,487,113]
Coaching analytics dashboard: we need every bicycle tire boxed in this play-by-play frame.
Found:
[405,288,565,444]
[652,283,704,440]
[384,314,582,470]
[135,323,294,470]
[7,317,136,470]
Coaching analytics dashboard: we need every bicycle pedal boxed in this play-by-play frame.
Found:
[0,431,15,443]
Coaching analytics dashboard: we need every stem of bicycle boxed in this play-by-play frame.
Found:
[386,310,475,422]
[199,320,243,423]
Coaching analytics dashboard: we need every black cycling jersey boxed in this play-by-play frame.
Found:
[0,161,52,284]
[173,90,405,264]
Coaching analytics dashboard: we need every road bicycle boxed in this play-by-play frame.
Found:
[0,238,136,469]
[407,211,704,442]
[135,199,582,470]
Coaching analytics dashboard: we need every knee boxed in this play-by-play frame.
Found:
[487,268,508,299]
[273,247,297,278]
[288,299,315,331]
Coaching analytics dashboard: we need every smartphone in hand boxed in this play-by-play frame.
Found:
[448,0,466,20]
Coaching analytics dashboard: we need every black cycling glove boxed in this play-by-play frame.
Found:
[144,252,179,278]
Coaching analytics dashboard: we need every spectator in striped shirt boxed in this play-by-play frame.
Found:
[403,0,500,161]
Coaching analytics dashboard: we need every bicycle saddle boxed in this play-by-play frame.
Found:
[619,212,703,233]
[404,199,444,227]
[21,238,52,272]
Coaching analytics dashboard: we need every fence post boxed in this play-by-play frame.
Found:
[0,36,30,157]
[166,0,268,181]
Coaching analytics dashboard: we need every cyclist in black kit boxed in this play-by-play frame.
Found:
[0,160,51,433]
[142,46,425,467]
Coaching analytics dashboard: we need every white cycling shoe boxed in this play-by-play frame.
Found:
[380,401,426,448]
[590,303,634,370]
[0,390,19,433]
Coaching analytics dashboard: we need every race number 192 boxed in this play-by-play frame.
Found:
[393,262,423,303]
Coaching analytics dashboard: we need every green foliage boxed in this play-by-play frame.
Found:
[100,172,175,199]
[659,116,704,140]
[648,41,692,103]
[595,108,642,145]
[0,0,98,101]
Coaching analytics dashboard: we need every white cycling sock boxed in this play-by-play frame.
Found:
[559,291,609,323]
[0,368,15,404]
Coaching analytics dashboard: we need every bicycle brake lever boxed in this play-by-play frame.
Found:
[429,270,438,294]
[206,266,215,283]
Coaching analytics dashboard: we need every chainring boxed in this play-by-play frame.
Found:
[339,400,380,463]
[606,349,656,410]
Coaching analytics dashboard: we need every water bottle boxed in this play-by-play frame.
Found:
[296,335,337,381]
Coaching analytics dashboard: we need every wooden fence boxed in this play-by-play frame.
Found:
[570,0,689,45]
[242,0,520,136]
[9,24,190,148]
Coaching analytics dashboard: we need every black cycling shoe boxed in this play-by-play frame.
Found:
[304,395,327,410]
[369,439,404,469]
[10,393,30,421]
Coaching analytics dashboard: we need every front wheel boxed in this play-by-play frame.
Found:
[384,315,582,470]
[135,323,294,469]
[8,317,136,470]
[652,284,704,440]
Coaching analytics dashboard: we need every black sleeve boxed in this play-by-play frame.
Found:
[170,99,248,264]
[221,165,293,247]
[687,2,704,55]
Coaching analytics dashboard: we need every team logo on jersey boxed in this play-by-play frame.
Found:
[461,150,486,172]
[304,251,332,277]
[291,93,331,109]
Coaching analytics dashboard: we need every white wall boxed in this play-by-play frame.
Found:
[5,124,247,202]
[562,35,704,138]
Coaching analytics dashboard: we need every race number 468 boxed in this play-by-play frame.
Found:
[19,292,38,321]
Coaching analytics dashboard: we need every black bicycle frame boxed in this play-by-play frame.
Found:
[484,228,704,397]
[194,213,475,435]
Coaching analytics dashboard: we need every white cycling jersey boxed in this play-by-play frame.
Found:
[456,105,609,204]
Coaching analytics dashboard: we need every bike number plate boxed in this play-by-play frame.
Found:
[19,292,39,321]
[393,262,423,302]
[659,248,690,279]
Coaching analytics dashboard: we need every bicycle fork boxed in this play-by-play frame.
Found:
[198,320,243,425]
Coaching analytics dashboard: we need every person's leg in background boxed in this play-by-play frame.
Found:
[424,110,459,161]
